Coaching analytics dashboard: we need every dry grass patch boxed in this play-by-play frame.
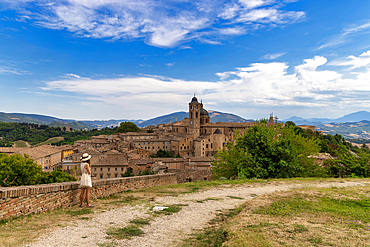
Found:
[223,186,370,246]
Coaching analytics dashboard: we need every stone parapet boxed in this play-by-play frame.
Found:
[168,169,212,183]
[0,173,177,220]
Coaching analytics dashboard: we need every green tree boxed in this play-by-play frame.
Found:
[115,122,140,133]
[0,153,41,186]
[0,153,76,186]
[212,124,321,179]
[150,149,180,158]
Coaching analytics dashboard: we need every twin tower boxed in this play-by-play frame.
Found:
[188,95,210,138]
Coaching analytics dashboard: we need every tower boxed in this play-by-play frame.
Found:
[189,95,202,137]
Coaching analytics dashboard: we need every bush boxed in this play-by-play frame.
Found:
[0,153,76,186]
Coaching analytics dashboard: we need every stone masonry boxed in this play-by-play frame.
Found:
[0,173,177,220]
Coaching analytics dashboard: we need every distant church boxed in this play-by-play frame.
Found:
[160,95,258,157]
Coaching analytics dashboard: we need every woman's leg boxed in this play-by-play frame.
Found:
[86,187,91,207]
[80,188,85,207]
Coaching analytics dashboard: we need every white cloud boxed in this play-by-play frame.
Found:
[42,50,370,118]
[4,0,306,47]
[262,52,286,60]
[335,50,370,70]
[318,21,370,50]
[166,63,174,67]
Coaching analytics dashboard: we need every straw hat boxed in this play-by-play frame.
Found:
[80,153,91,162]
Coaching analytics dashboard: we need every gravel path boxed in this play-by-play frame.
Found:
[27,180,369,247]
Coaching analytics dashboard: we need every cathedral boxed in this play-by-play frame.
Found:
[159,95,257,157]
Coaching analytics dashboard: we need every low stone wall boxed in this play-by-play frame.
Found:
[168,169,213,183]
[0,173,177,220]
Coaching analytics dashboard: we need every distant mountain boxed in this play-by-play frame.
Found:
[83,119,143,128]
[316,121,370,140]
[334,111,370,123]
[49,121,94,130]
[0,112,73,125]
[137,112,188,127]
[136,111,253,127]
[0,110,252,129]
[284,111,370,126]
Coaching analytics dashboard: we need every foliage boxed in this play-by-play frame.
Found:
[347,138,370,144]
[121,168,134,177]
[212,124,321,179]
[0,122,116,147]
[146,129,154,133]
[323,150,370,178]
[137,169,155,176]
[0,153,76,186]
[115,121,140,133]
[150,149,180,158]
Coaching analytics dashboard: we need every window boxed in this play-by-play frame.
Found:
[100,174,103,179]
[108,168,110,171]
[100,168,103,171]
[108,174,110,178]
[115,168,117,171]
[115,174,118,178]
[94,168,96,171]
[121,168,124,171]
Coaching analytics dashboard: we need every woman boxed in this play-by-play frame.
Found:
[80,153,93,207]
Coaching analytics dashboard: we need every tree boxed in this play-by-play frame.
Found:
[115,122,140,133]
[0,153,76,186]
[212,124,321,179]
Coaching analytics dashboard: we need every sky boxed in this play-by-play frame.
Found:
[0,0,370,121]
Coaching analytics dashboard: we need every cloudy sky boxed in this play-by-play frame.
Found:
[1,0,370,121]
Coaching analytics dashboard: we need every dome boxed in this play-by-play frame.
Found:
[190,96,198,104]
[200,108,209,116]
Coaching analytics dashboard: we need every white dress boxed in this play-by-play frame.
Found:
[80,162,92,188]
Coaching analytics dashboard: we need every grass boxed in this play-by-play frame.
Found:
[13,140,29,147]
[180,206,245,247]
[152,204,188,215]
[106,225,145,239]
[222,186,370,246]
[129,218,151,225]
[32,136,64,147]
[66,208,93,216]
[179,184,370,247]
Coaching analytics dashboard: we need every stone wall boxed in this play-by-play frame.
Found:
[168,169,213,183]
[0,173,177,220]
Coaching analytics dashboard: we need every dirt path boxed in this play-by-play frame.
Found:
[26,180,369,247]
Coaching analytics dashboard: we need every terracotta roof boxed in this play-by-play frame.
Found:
[12,145,63,160]
[94,155,128,166]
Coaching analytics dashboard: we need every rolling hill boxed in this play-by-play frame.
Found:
[0,111,252,129]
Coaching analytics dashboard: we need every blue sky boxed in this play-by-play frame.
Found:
[1,0,370,121]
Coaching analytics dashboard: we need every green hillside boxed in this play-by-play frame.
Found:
[316,121,370,139]
[49,121,93,130]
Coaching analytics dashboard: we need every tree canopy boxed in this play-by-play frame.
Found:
[115,121,140,133]
[0,153,76,186]
[213,122,370,179]
[212,124,321,179]
[0,122,117,147]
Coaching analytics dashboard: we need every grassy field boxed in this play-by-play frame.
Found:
[1,178,369,247]
[32,137,64,147]
[13,140,30,147]
[181,182,370,247]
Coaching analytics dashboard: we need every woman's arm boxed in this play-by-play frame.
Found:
[84,163,91,175]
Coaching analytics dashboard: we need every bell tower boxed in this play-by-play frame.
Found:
[189,95,202,138]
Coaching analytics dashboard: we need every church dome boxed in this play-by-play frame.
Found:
[200,108,209,116]
[190,96,198,104]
